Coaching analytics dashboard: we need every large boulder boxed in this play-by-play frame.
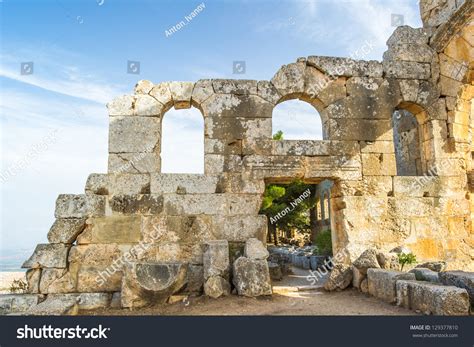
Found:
[367,268,415,303]
[324,264,353,291]
[233,257,272,297]
[244,238,269,260]
[121,262,187,309]
[416,261,447,272]
[353,249,380,275]
[396,280,470,315]
[409,268,440,283]
[438,271,474,303]
[376,252,400,270]
[204,276,230,299]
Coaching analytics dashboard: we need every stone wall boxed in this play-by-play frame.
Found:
[22,0,474,297]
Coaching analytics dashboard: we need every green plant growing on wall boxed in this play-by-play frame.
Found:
[398,252,417,271]
[314,230,332,256]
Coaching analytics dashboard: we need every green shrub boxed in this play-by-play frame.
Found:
[398,252,417,271]
[314,230,332,256]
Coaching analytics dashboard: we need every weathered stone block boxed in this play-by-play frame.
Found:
[0,294,42,315]
[87,216,141,243]
[108,153,160,174]
[212,215,267,242]
[149,82,172,106]
[204,275,230,298]
[272,140,330,156]
[164,194,226,215]
[55,194,105,219]
[367,268,415,303]
[307,56,383,77]
[353,249,381,275]
[203,240,229,280]
[212,79,257,95]
[383,61,431,79]
[232,257,272,297]
[26,269,41,294]
[257,80,281,104]
[47,218,86,243]
[409,268,440,283]
[169,81,194,109]
[39,268,76,294]
[109,194,163,215]
[150,173,218,194]
[270,62,305,97]
[109,116,160,153]
[134,94,163,116]
[77,267,122,293]
[324,264,353,291]
[396,280,470,315]
[438,271,474,302]
[107,95,134,116]
[244,238,269,260]
[134,80,154,94]
[22,244,70,269]
[192,79,214,104]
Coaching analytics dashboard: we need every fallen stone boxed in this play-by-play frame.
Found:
[353,249,380,275]
[396,280,470,316]
[26,294,79,316]
[409,268,440,283]
[0,294,42,314]
[268,262,283,281]
[233,257,272,297]
[324,264,353,291]
[416,261,447,272]
[22,244,70,269]
[360,278,369,294]
[244,238,269,260]
[367,268,415,303]
[121,262,188,309]
[438,271,474,303]
[203,240,230,280]
[352,267,366,289]
[204,276,230,299]
[47,218,86,244]
[377,252,400,270]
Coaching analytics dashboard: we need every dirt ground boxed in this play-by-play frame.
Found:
[88,267,416,316]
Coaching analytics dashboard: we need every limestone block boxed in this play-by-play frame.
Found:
[150,173,218,194]
[185,264,204,294]
[383,61,431,79]
[323,264,353,291]
[47,218,86,243]
[386,26,430,46]
[86,216,141,243]
[376,252,400,270]
[68,244,124,267]
[109,194,163,215]
[204,275,230,298]
[390,197,434,217]
[0,294,41,315]
[192,79,214,105]
[204,94,273,119]
[361,153,397,176]
[22,244,70,269]
[438,271,474,302]
[107,95,134,116]
[26,269,41,294]
[232,257,272,297]
[77,293,112,310]
[226,194,262,215]
[55,194,105,219]
[216,173,265,194]
[203,240,230,280]
[212,79,257,95]
[328,119,393,141]
[108,116,160,153]
[85,173,151,195]
[244,238,269,260]
[121,262,188,308]
[134,80,154,94]
[439,76,462,97]
[212,215,267,243]
[39,268,76,294]
[163,193,226,215]
[383,43,435,63]
[352,267,366,289]
[77,267,122,293]
[108,153,160,174]
[134,94,163,116]
[272,140,330,156]
[149,82,172,106]
[399,79,420,103]
[257,80,281,104]
[367,268,415,303]
[416,261,447,272]
[27,294,79,316]
[169,81,194,109]
[307,56,383,77]
[353,249,380,275]
[396,280,470,315]
[333,176,392,197]
[270,62,305,97]
[204,154,224,175]
[409,268,440,283]
[359,141,395,154]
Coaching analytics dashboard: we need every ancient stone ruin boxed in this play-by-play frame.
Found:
[10,0,473,314]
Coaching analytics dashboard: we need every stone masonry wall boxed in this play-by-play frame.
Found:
[22,0,473,297]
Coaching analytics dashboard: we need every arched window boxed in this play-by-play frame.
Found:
[272,99,324,140]
[392,109,423,176]
[161,107,204,173]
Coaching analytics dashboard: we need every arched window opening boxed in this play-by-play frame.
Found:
[392,109,423,176]
[272,99,324,140]
[161,107,204,174]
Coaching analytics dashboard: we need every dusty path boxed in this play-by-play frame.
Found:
[89,266,416,316]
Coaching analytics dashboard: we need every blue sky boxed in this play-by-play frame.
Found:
[0,0,422,268]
